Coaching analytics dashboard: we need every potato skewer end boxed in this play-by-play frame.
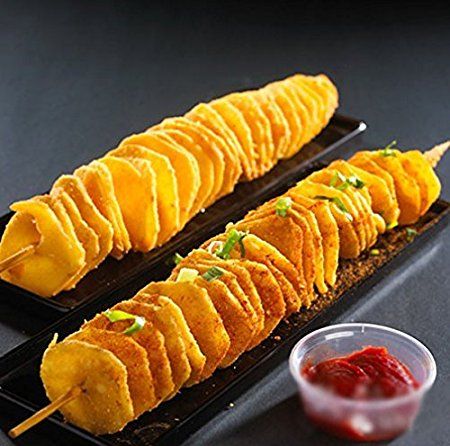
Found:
[0,244,36,274]
[424,140,449,168]
[8,386,83,439]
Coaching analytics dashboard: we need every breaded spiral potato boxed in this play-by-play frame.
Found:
[0,74,338,297]
[40,143,445,434]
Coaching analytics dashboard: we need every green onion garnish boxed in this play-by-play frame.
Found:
[215,229,247,259]
[329,171,348,190]
[370,249,380,256]
[380,140,398,157]
[347,175,365,189]
[104,309,146,336]
[406,227,418,241]
[315,195,353,221]
[329,172,364,190]
[173,252,183,265]
[202,266,224,282]
[165,252,184,266]
[275,197,292,217]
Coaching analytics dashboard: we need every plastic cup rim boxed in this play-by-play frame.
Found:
[289,322,437,408]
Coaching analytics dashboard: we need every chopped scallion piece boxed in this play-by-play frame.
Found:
[275,197,292,217]
[380,140,398,157]
[215,229,248,259]
[165,252,184,266]
[347,175,365,189]
[104,309,146,336]
[177,267,199,283]
[202,266,224,282]
[329,171,349,190]
[329,172,364,190]
[406,227,418,241]
[314,195,353,221]
[370,249,380,256]
[173,252,183,265]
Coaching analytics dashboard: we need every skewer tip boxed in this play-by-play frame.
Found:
[424,140,450,168]
[8,386,82,439]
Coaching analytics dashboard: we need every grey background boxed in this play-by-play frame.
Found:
[0,1,449,445]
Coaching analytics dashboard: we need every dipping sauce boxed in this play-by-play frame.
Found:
[301,346,420,441]
[302,346,419,399]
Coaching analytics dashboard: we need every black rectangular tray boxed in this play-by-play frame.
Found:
[0,207,448,442]
[0,114,366,317]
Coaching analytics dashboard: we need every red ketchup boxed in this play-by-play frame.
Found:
[301,346,420,441]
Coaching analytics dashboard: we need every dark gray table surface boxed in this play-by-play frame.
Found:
[0,2,449,445]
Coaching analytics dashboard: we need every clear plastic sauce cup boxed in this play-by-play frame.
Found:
[289,323,436,442]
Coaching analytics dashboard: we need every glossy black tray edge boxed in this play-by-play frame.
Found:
[0,200,448,446]
[0,114,366,317]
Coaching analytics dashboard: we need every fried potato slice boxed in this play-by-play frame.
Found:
[349,153,401,228]
[186,249,265,349]
[264,81,304,158]
[109,144,180,244]
[119,132,200,225]
[211,95,263,176]
[56,191,100,279]
[242,205,316,304]
[153,117,226,203]
[285,191,339,287]
[240,233,302,315]
[329,159,400,227]
[0,198,85,296]
[51,174,113,264]
[151,128,215,215]
[246,198,327,296]
[169,264,253,367]
[149,295,206,386]
[278,78,313,152]
[209,98,255,180]
[132,294,195,392]
[202,234,288,320]
[139,281,229,380]
[308,166,378,247]
[352,151,421,225]
[291,201,327,293]
[84,303,174,403]
[253,88,291,162]
[41,338,134,435]
[74,161,131,258]
[99,156,159,251]
[296,74,338,125]
[400,150,441,216]
[185,103,242,185]
[226,92,275,174]
[200,245,285,344]
[67,328,155,417]
[178,252,259,339]
[287,78,321,140]
[205,231,301,316]
[309,168,372,250]
[119,295,189,397]
[35,195,86,291]
[233,215,309,308]
[233,257,284,340]
[293,179,361,258]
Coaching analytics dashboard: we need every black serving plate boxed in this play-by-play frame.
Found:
[0,114,366,317]
[0,197,448,442]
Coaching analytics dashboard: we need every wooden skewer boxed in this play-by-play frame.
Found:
[0,244,36,274]
[424,140,449,168]
[8,386,82,439]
